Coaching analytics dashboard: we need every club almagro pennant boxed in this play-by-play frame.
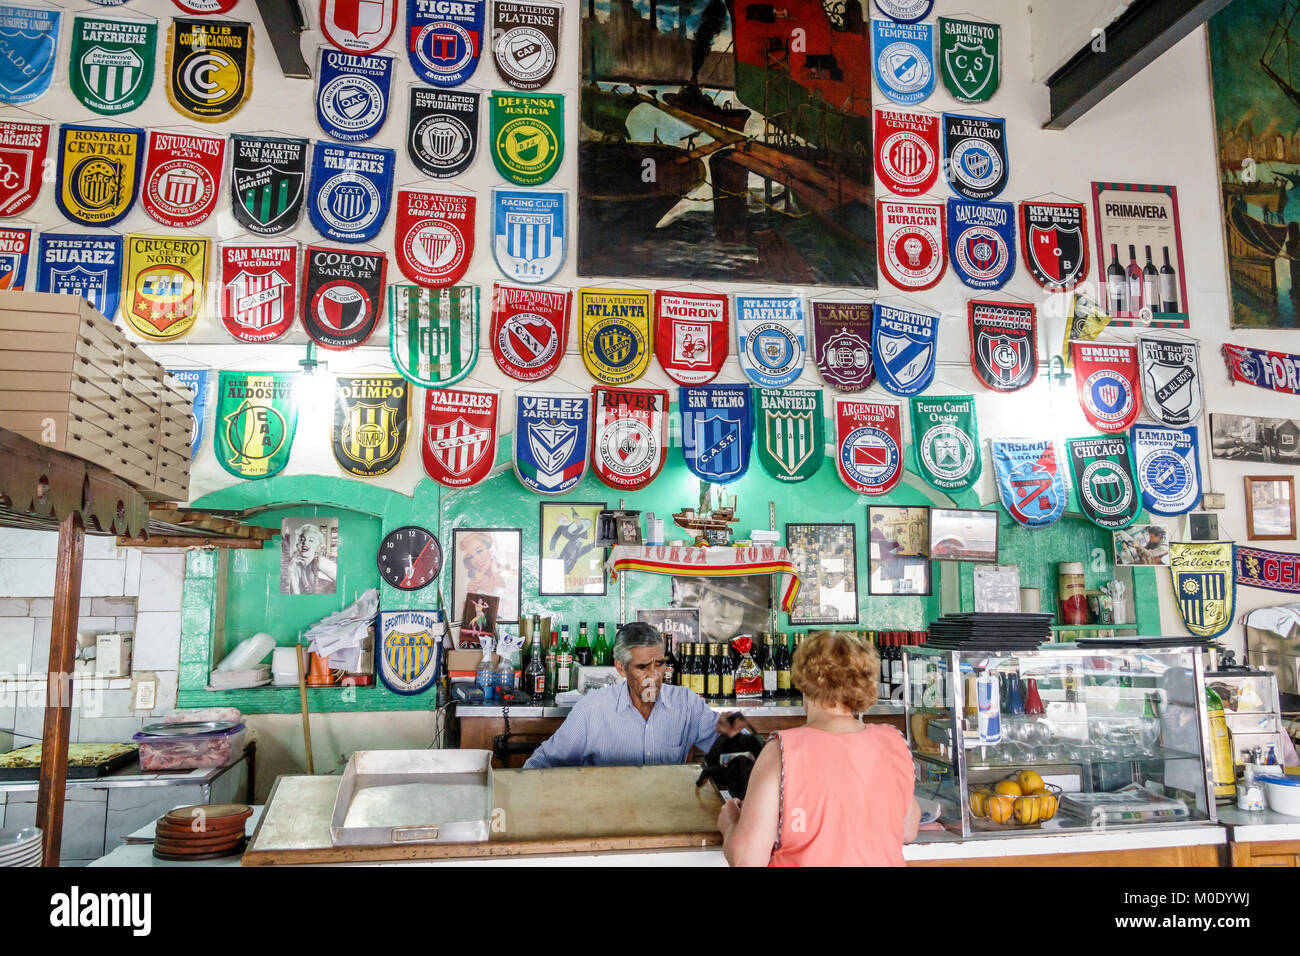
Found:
[580,287,652,386]
[332,374,408,478]
[166,367,209,459]
[992,439,1067,529]
[810,299,874,392]
[316,49,393,143]
[490,91,562,186]
[911,395,980,493]
[680,384,753,485]
[877,200,946,291]
[322,0,397,56]
[735,293,806,388]
[874,108,938,197]
[1222,343,1300,396]
[968,299,1036,392]
[377,610,441,696]
[69,14,156,116]
[938,17,999,103]
[141,129,224,229]
[836,398,902,496]
[166,18,252,122]
[395,188,474,286]
[492,188,565,284]
[302,244,387,350]
[422,387,498,488]
[308,143,395,243]
[943,113,1007,201]
[1020,201,1088,292]
[1170,542,1235,638]
[36,233,123,320]
[948,198,1015,290]
[492,1,559,91]
[123,234,208,341]
[0,120,48,216]
[408,86,479,178]
[1073,341,1142,433]
[0,5,59,105]
[871,18,934,106]
[230,135,308,237]
[514,392,590,495]
[590,386,668,491]
[654,290,727,386]
[1138,337,1202,426]
[214,371,299,480]
[1131,424,1201,517]
[389,283,479,387]
[219,242,298,344]
[874,0,933,23]
[491,282,570,382]
[406,0,483,87]
[0,224,31,289]
[755,388,823,484]
[57,124,144,228]
[1066,435,1140,530]
[872,302,938,397]
[1235,545,1300,595]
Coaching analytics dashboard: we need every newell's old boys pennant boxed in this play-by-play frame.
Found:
[1236,546,1300,594]
[1131,424,1201,517]
[408,86,479,178]
[490,91,562,186]
[493,188,565,284]
[655,290,727,386]
[219,242,298,344]
[872,302,938,397]
[874,108,938,197]
[230,135,308,237]
[590,386,669,491]
[308,143,395,243]
[141,129,224,229]
[969,300,1036,392]
[123,234,208,342]
[406,0,482,86]
[681,384,753,484]
[1222,343,1300,396]
[755,388,823,484]
[948,198,1015,290]
[580,287,652,386]
[492,1,559,91]
[1170,542,1235,638]
[877,200,946,291]
[0,224,31,289]
[911,395,980,493]
[1073,341,1142,433]
[322,0,397,55]
[69,14,156,116]
[871,18,934,106]
[992,439,1067,529]
[333,374,409,479]
[1139,337,1202,426]
[166,19,253,122]
[37,233,123,319]
[491,282,570,382]
[1067,435,1140,530]
[836,398,902,496]
[735,294,806,388]
[0,120,48,216]
[1020,201,1088,292]
[315,49,394,143]
[0,5,59,104]
[943,113,1007,201]
[514,392,590,495]
[811,299,874,392]
[214,371,300,480]
[389,283,479,387]
[57,124,144,228]
[422,387,498,488]
[395,188,474,286]
[302,245,387,350]
[166,367,209,459]
[939,17,999,103]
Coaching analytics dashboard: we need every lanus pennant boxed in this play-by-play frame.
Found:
[514,392,589,495]
[389,283,479,387]
[395,188,473,286]
[873,302,938,397]
[591,386,668,491]
[333,374,408,478]
[580,287,652,386]
[680,384,753,485]
[810,299,874,392]
[219,242,297,343]
[229,135,307,236]
[948,198,1015,290]
[1072,341,1142,433]
[493,187,564,284]
[911,395,980,492]
[1131,424,1201,517]
[1170,542,1234,639]
[835,398,903,496]
[969,300,1036,391]
[654,290,727,386]
[991,439,1067,528]
[1066,435,1140,530]
[755,388,823,484]
[214,371,299,480]
[422,387,498,488]
[1138,337,1202,426]
[735,293,806,388]
[491,282,570,382]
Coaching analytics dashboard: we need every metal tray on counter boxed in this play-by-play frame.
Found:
[329,750,493,847]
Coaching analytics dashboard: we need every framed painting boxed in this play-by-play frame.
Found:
[867,506,931,596]
[538,502,607,596]
[786,522,859,623]
[451,528,522,624]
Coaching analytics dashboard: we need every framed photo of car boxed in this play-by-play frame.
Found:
[928,509,999,563]
[539,502,607,596]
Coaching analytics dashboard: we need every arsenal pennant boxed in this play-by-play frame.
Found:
[579,287,652,386]
[1066,435,1140,530]
[490,282,570,382]
[1072,341,1142,433]
[514,392,590,495]
[389,283,479,387]
[493,1,560,90]
[810,299,874,392]
[166,19,252,122]
[0,224,31,289]
[302,245,386,350]
[874,108,938,197]
[407,86,479,178]
[406,0,483,87]
[969,299,1035,392]
[219,242,298,344]
[308,143,395,243]
[654,290,727,386]
[0,5,59,105]
[422,387,498,488]
[123,234,208,342]
[1131,424,1201,517]
[69,14,156,116]
[333,374,408,478]
[492,188,566,284]
[214,371,299,480]
[590,386,668,491]
[322,0,397,55]
[991,439,1067,529]
[229,135,308,237]
[911,395,980,493]
[680,384,753,484]
[141,130,224,229]
[394,188,474,286]
[943,113,1007,201]
[315,49,394,143]
[938,17,999,104]
[735,293,807,388]
[0,121,48,216]
[755,387,824,484]
[1020,201,1088,292]
[877,200,945,291]
[1170,542,1235,638]
[57,124,144,227]
[948,198,1015,290]
[36,233,123,320]
[1138,337,1202,426]
[872,302,938,397]
[1222,343,1300,396]
[836,398,902,496]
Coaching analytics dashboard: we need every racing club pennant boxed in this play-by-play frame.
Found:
[321,0,397,55]
[492,188,565,284]
[315,49,394,143]
[166,367,209,459]
[872,301,938,397]
[874,108,938,197]
[422,387,498,488]
[309,143,395,243]
[219,242,298,344]
[514,392,590,495]
[1066,435,1140,530]
[389,283,479,387]
[406,0,483,87]
[491,282,571,382]
[579,287,652,386]
[302,245,386,350]
[1020,201,1088,292]
[395,188,474,286]
[938,17,999,104]
[835,398,903,496]
[991,439,1067,528]
[654,290,728,386]
[969,299,1036,391]
[214,371,299,480]
[166,19,253,123]
[877,200,946,290]
[948,198,1015,290]
[1222,343,1300,396]
[141,130,224,229]
[333,374,408,478]
[911,395,980,493]
[57,124,144,227]
[407,86,479,178]
[755,388,824,484]
[0,225,31,289]
[1072,341,1142,433]
[1170,542,1235,638]
[123,234,208,342]
[680,384,753,485]
[69,14,156,116]
[735,293,806,388]
[0,5,60,105]
[0,120,48,216]
[492,1,560,91]
[36,233,123,320]
[229,135,308,237]
[943,113,1007,201]
[1236,545,1300,594]
[810,299,874,392]
[1131,424,1201,517]
[870,18,934,106]
[590,386,669,491]
[1138,337,1202,426]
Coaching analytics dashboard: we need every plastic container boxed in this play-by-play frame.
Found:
[1261,775,1300,816]
[215,633,275,672]
[133,724,247,772]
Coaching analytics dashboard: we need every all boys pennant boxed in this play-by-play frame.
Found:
[1236,546,1300,594]
[493,188,565,283]
[389,283,479,387]
[0,5,59,104]
[874,109,938,200]
[1138,337,1202,426]
[229,135,308,236]
[57,124,144,227]
[302,244,387,350]
[123,234,208,341]
[315,50,393,142]
[735,293,806,388]
[36,233,123,319]
[871,18,934,106]
[948,198,1015,290]
[580,286,652,385]
[590,386,668,491]
[219,242,298,344]
[1066,435,1140,530]
[991,439,1067,528]
[141,129,224,229]
[309,143,395,243]
[1131,424,1201,517]
[406,0,483,87]
[492,1,559,91]
[1170,542,1235,638]
[943,113,1007,201]
[69,14,156,116]
[0,224,31,289]
[322,0,397,55]
[333,374,408,478]
[1072,341,1142,433]
[166,367,208,458]
[214,371,299,480]
[654,289,727,386]
[938,17,999,104]
[680,384,754,485]
[422,387,498,488]
[911,395,980,493]
[166,19,253,122]
[877,200,945,290]
[1020,201,1088,292]
[395,188,474,286]
[490,91,562,186]
[408,86,479,178]
[1222,343,1300,395]
[491,282,570,382]
[835,398,903,496]
[514,392,590,495]
[969,300,1036,392]
[755,387,823,484]
[874,0,933,23]
[872,301,938,397]
[810,299,874,392]
[0,120,48,216]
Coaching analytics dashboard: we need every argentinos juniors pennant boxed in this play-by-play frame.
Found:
[166,18,253,122]
[123,235,208,341]
[332,374,408,478]
[219,242,298,344]
[1020,201,1088,292]
[0,225,31,289]
[406,0,483,87]
[590,386,668,491]
[580,287,651,385]
[836,398,902,496]
[755,387,823,483]
[490,91,562,186]
[514,391,589,495]
[872,302,938,396]
[943,113,1007,201]
[992,439,1067,528]
[877,200,945,290]
[422,387,498,487]
[1138,337,1202,426]
[0,120,48,216]
[0,5,59,104]
[1131,424,1201,517]
[492,187,565,283]
[395,188,474,286]
[57,124,144,227]
[654,290,727,386]
[491,282,570,382]
[389,283,479,387]
[874,108,938,197]
[1222,343,1300,395]
[1061,291,1110,371]
[322,0,397,56]
[308,143,395,243]
[1066,435,1140,530]
[810,299,874,392]
[948,198,1015,290]
[229,135,307,237]
[141,129,224,229]
[969,299,1035,390]
[1236,546,1300,594]
[735,293,806,388]
[911,395,980,492]
[166,367,208,458]
[214,371,299,480]
[302,245,386,350]
[1073,341,1141,432]
[939,17,999,103]
[315,49,394,143]
[408,86,479,178]
[36,233,123,319]
[680,384,753,484]
[1170,542,1234,638]
[492,1,559,91]
[69,14,156,116]
[871,18,934,106]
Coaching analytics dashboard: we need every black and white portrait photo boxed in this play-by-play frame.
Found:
[281,518,339,595]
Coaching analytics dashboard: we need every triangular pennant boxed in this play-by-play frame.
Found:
[755,388,824,484]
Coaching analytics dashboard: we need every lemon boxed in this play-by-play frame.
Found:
[1017,770,1045,795]
[988,794,1015,824]
[994,780,1022,797]
[969,789,988,817]
[1040,793,1058,821]
[1015,795,1040,825]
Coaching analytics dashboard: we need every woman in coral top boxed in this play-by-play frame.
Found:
[717,630,920,866]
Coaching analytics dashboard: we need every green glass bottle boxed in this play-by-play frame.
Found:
[593,622,611,666]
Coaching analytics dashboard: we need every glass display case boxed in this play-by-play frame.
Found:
[904,643,1217,837]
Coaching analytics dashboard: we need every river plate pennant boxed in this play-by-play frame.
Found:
[514,392,590,495]
[1222,343,1300,395]
[1073,341,1142,433]
[1170,542,1234,638]
[141,129,224,229]
[1138,337,1202,426]
[943,113,1007,201]
[680,384,753,484]
[123,234,208,341]
[1020,201,1088,292]
[316,49,393,143]
[579,287,651,386]
[939,17,999,103]
[490,91,562,186]
[992,439,1067,528]
[302,245,386,350]
[0,5,59,105]
[0,120,48,216]
[591,386,668,491]
[0,224,31,289]
[69,14,156,116]
[214,371,299,480]
[36,233,123,320]
[166,18,252,122]
[969,301,1035,392]
[735,293,806,388]
[395,188,473,286]
[654,290,727,386]
[406,0,483,86]
[1131,424,1201,517]
[755,387,823,484]
[492,187,565,283]
[219,241,297,343]
[872,301,938,397]
[422,387,497,488]
[810,299,874,392]
[871,18,934,106]
[389,283,479,387]
[57,124,143,228]
[911,395,980,493]
[408,86,479,178]
[229,135,307,236]
[836,398,902,496]
[332,374,408,478]
[948,198,1015,290]
[1236,546,1300,594]
[1066,435,1140,530]
[308,143,395,243]
[874,108,938,197]
[492,1,559,91]
[322,0,397,55]
[877,200,946,291]
[491,282,570,382]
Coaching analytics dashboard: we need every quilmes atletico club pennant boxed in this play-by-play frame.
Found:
[123,234,208,341]
[141,130,224,229]
[491,282,570,382]
[872,302,938,397]
[1222,343,1300,396]
[302,245,387,350]
[735,294,806,388]
[969,300,1036,392]
[406,0,483,87]
[654,290,727,386]
[938,17,999,103]
[991,439,1067,528]
[948,198,1015,290]
[514,392,589,495]
[871,18,934,106]
[492,1,559,91]
[1020,201,1088,292]
[407,86,479,178]
[332,374,408,479]
[389,283,479,387]
[0,224,31,289]
[422,387,498,488]
[580,287,652,386]
[1131,424,1201,517]
[219,242,298,344]
[1072,341,1142,433]
[680,384,754,485]
[754,388,823,484]
[835,398,902,496]
[68,14,156,116]
[877,200,945,290]
[1066,435,1140,530]
[810,299,874,392]
[166,19,253,122]
[1138,337,1202,426]
[874,108,938,197]
[0,5,60,105]
[315,49,394,142]
[1170,542,1234,638]
[0,121,48,216]
[57,124,144,227]
[309,143,395,243]
[214,371,299,480]
[321,0,397,55]
[943,113,1007,201]
[1236,545,1300,594]
[911,395,980,493]
[492,188,565,283]
[395,188,473,286]
[229,135,308,237]
[36,233,123,319]
[590,386,668,491]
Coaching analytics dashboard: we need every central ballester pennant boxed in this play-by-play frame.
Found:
[309,143,395,243]
[394,188,474,286]
[214,371,299,480]
[580,287,652,385]
[1072,341,1141,433]
[141,130,224,229]
[69,14,156,116]
[36,233,123,319]
[1067,435,1140,530]
[407,86,479,178]
[321,0,397,55]
[166,19,252,122]
[591,386,668,491]
[735,294,807,388]
[1171,542,1235,639]
[491,282,570,382]
[654,290,727,386]
[810,299,874,392]
[492,1,559,91]
[755,387,823,484]
[123,234,208,342]
[968,299,1035,392]
[514,392,590,495]
[230,135,308,236]
[681,384,754,484]
[333,374,408,478]
[1020,201,1088,292]
[219,242,298,344]
[302,245,386,350]
[0,121,49,216]
[315,49,393,143]
[389,283,479,387]
[877,200,946,290]
[406,0,483,87]
[836,398,903,496]
[422,387,498,488]
[57,124,143,227]
[874,108,938,197]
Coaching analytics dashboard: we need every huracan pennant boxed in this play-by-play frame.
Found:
[590,386,668,491]
[871,18,934,106]
[877,200,946,290]
[810,299,874,392]
[874,107,939,197]
[407,86,479,178]
[872,301,938,397]
[1066,435,1141,530]
[308,143,395,243]
[214,371,299,479]
[948,198,1015,290]
[69,14,156,116]
[388,282,479,387]
[1072,341,1142,433]
[734,293,807,388]
[322,0,397,56]
[1131,424,1201,517]
[579,286,652,386]
[1170,542,1235,638]
[395,188,474,286]
[0,5,59,105]
[943,113,1008,201]
[492,1,559,91]
[36,232,123,320]
[969,300,1036,392]
[0,120,48,216]
[57,124,144,228]
[422,387,498,488]
[938,17,999,103]
[315,49,393,143]
[123,234,208,341]
[141,129,224,229]
[1020,201,1088,292]
[302,244,387,350]
[835,398,903,496]
[406,0,483,87]
[0,224,31,289]
[1138,337,1202,426]
[991,439,1067,528]
[654,290,727,386]
[229,135,307,236]
[755,387,824,484]
[492,187,565,284]
[166,18,252,122]
[491,282,570,382]
[911,395,980,492]
[680,384,754,484]
[514,391,590,495]
[490,91,562,186]
[332,374,408,478]
[219,241,298,343]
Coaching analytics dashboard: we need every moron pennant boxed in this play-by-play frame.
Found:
[229,135,308,237]
[395,188,474,286]
[166,367,209,459]
[591,386,668,491]
[124,235,208,341]
[57,124,143,228]
[1138,337,1202,426]
[514,392,590,495]
[654,290,727,386]
[321,0,397,55]
[308,143,395,243]
[991,439,1067,528]
[680,384,754,485]
[218,242,298,344]
[874,107,938,197]
[389,283,479,387]
[873,302,938,397]
[492,1,559,91]
[1131,424,1201,517]
[871,18,934,106]
[735,293,806,388]
[938,17,999,103]
[491,282,570,382]
[214,371,299,480]
[166,18,252,122]
[0,224,31,289]
[943,113,1007,201]
[0,5,59,105]
[141,129,224,229]
[1222,343,1300,396]
[423,387,498,488]
[490,91,562,186]
[948,198,1015,290]
[755,388,823,484]
[315,49,393,143]
[835,398,903,496]
[0,120,49,216]
[406,0,483,86]
[1073,341,1142,433]
[36,232,123,320]
[1066,435,1140,530]
[969,300,1035,391]
[580,286,652,386]
[810,299,874,392]
[877,200,945,291]
[333,374,408,478]
[302,245,386,350]
[492,187,565,284]
[68,13,155,116]
[1170,542,1235,638]
[911,395,980,493]
[407,86,479,178]
[1020,201,1088,292]
[1236,546,1300,594]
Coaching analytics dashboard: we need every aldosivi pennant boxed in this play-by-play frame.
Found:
[680,384,753,484]
[734,293,806,388]
[389,283,479,388]
[1131,424,1201,517]
[214,371,299,479]
[315,49,393,142]
[1170,542,1234,638]
[1139,337,1202,426]
[69,14,155,116]
[755,387,823,483]
[0,5,60,105]
[1066,435,1140,530]
[911,395,980,492]
[948,198,1015,290]
[991,439,1067,528]
[871,19,933,106]
[514,391,590,495]
[36,232,123,320]
[938,17,999,103]
[493,188,565,284]
[872,302,938,397]
[308,143,395,243]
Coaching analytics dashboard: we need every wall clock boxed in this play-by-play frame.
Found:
[377,525,442,590]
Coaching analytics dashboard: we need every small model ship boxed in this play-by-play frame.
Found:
[673,485,739,546]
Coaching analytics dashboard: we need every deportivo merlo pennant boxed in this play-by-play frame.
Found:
[123,234,208,341]
[57,124,144,228]
[219,241,298,344]
[492,188,565,284]
[0,5,60,105]
[406,0,483,87]
[491,282,570,382]
[991,439,1067,529]
[948,198,1015,290]
[36,232,123,320]
[514,391,589,495]
[872,301,938,397]
[229,135,308,237]
[490,91,562,186]
[755,388,823,484]
[315,49,393,143]
[681,384,753,485]
[166,18,252,123]
[214,371,299,480]
[69,14,156,116]
[395,188,474,286]
[333,374,408,478]
[389,283,479,388]
[308,143,395,243]
[968,299,1035,392]
[938,17,999,103]
[141,129,224,229]
[408,86,479,178]
[492,1,559,91]
[810,299,874,392]
[911,395,980,493]
[302,244,387,350]
[322,0,397,56]
[1066,435,1140,530]
[0,120,48,217]
[654,290,727,386]
[579,287,652,386]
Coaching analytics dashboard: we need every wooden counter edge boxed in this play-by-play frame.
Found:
[908,843,1223,868]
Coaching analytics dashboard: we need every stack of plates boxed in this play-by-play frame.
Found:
[924,613,1054,651]
[152,804,252,862]
[0,827,42,867]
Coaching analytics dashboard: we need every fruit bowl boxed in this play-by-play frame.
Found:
[969,775,1063,826]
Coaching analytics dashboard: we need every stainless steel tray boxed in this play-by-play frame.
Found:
[329,750,493,847]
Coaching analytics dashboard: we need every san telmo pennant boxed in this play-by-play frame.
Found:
[680,384,753,485]
[1235,545,1300,594]
[938,17,999,103]
[0,224,32,289]
[389,283,479,387]
[835,398,902,496]
[1061,290,1110,371]
[408,86,479,178]
[422,387,498,488]
[872,301,938,397]
[0,5,60,105]
[0,120,48,216]
[406,0,483,87]
[1020,201,1088,292]
[1222,343,1300,396]
[219,241,298,344]
[166,18,252,122]
[1072,341,1142,433]
[968,299,1036,392]
[943,113,1007,201]
[755,387,824,484]
[1138,337,1202,427]
[877,200,946,290]
[394,188,474,286]
[579,286,652,385]
[654,290,727,386]
[492,188,565,283]
[492,1,559,91]
[166,367,208,459]
[490,91,562,186]
[590,386,668,491]
[1066,435,1140,530]
[991,439,1067,528]
[57,124,144,227]
[332,374,408,478]
[301,244,386,350]
[123,234,208,341]
[491,282,570,382]
[1131,424,1201,517]
[308,143,395,243]
[871,18,934,106]
[322,0,397,56]
[69,14,156,116]
[810,299,874,392]
[141,129,224,229]
[514,391,589,495]
[229,135,307,237]
[214,371,299,480]
[911,395,980,493]
[1170,542,1235,638]
[874,108,938,197]
[36,232,123,320]
[948,198,1015,290]
[735,293,806,388]
[315,49,393,143]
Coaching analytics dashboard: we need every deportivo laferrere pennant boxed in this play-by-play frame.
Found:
[580,287,652,386]
[836,398,902,496]
[490,91,562,186]
[493,1,559,91]
[874,0,933,22]
[123,235,208,342]
[1235,545,1300,594]
[316,49,393,143]
[309,143,395,243]
[214,371,299,480]
[36,233,123,319]
[969,299,1036,392]
[938,17,999,103]
[0,121,48,216]
[810,299,874,392]
[1170,542,1235,638]
[992,439,1067,528]
[514,391,589,495]
[1073,341,1142,433]
[590,386,668,491]
[654,290,727,386]
[0,5,59,105]
[1066,435,1140,530]
[229,135,308,237]
[389,283,479,387]
[491,282,570,382]
[1020,201,1088,292]
[395,188,474,286]
[69,14,156,116]
[406,0,483,86]
[755,388,823,484]
[948,198,1015,290]
[57,124,144,228]
[911,395,980,493]
[166,18,252,122]
[874,108,938,197]
[0,225,31,289]
[141,129,224,229]
[219,242,298,343]
[1138,337,1202,427]
[944,113,1007,201]
[422,387,498,488]
[166,367,208,458]
[333,374,408,478]
[871,18,934,106]
[302,245,387,350]
[492,188,565,284]
[1132,424,1200,517]
[680,384,753,485]
[877,200,946,291]
[408,86,479,178]
[735,294,806,388]
[1222,343,1300,396]
[322,0,397,56]
[872,302,938,397]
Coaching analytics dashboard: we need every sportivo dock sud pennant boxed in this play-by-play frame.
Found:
[333,374,408,478]
[655,290,727,386]
[422,387,498,488]
[166,19,252,122]
[944,113,1007,201]
[755,388,823,484]
[389,283,479,387]
[992,439,1067,528]
[1020,201,1088,292]
[1132,424,1201,517]
[309,144,395,243]
[580,287,652,385]
[408,86,479,178]
[1236,546,1300,594]
[491,282,570,382]
[316,49,393,142]
[871,18,934,106]
[1073,341,1142,433]
[810,299,874,392]
[0,120,48,216]
[911,395,980,493]
[378,611,442,695]
[490,92,562,186]
[1066,435,1140,530]
[215,371,299,480]
[0,5,59,104]
[492,1,559,91]
[874,108,938,197]
[836,399,903,496]
[0,225,31,289]
[166,367,208,458]
[514,392,590,495]
[1170,542,1235,638]
[406,0,483,87]
[69,14,155,116]
[939,17,999,103]
[872,301,938,397]
[123,235,208,341]
[322,0,397,55]
[874,0,933,23]
[57,124,143,228]
[1138,337,1202,426]
[36,233,123,319]
[302,245,386,350]
[877,200,946,291]
[681,384,754,484]
[1222,343,1300,396]
[948,198,1015,290]
[493,188,565,284]
[395,188,474,286]
[591,386,668,491]
[219,242,298,344]
[969,299,1036,392]
[735,294,806,389]
[141,130,224,229]
[230,135,307,237]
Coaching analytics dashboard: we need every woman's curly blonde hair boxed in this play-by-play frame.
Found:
[791,630,880,713]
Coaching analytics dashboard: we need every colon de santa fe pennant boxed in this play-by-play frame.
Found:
[969,301,1035,392]
[0,5,59,105]
[1066,435,1140,530]
[1170,542,1234,638]
[408,86,479,178]
[123,234,208,341]
[938,17,999,103]
[874,0,933,23]
[872,302,938,397]
[214,371,299,480]
[735,294,806,388]
[230,135,308,237]
[166,18,252,122]
[655,290,727,386]
[1236,546,1300,594]
[943,113,1007,201]
[680,384,754,485]
[1138,337,1202,426]
[835,398,903,496]
[493,187,565,284]
[490,91,562,186]
[1222,343,1300,395]
[491,282,570,382]
[422,387,498,488]
[141,130,224,229]
[874,108,938,197]
[871,18,934,106]
[308,143,395,243]
[166,367,209,459]
[911,395,980,493]
[69,14,156,116]
[36,233,123,320]
[389,283,479,387]
[321,0,397,56]
[405,0,482,86]
[755,388,823,483]
[948,198,1015,290]
[332,374,408,478]
[302,245,386,350]
[590,386,668,491]
[57,124,143,228]
[877,200,946,290]
[1020,201,1088,292]
[0,224,31,289]
[0,121,48,216]
[992,439,1067,528]
[579,287,651,386]
[315,49,393,143]
[1072,341,1142,433]
[219,242,298,344]
[1131,424,1200,517]
[492,1,559,91]
[514,392,589,495]
[395,188,473,286]
[810,299,874,392]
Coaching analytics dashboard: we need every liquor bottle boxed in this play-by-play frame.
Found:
[1142,245,1160,312]
[593,622,610,666]
[556,625,573,693]
[720,644,735,698]
[1206,687,1236,802]
[878,634,891,701]
[762,635,777,700]
[1125,244,1143,313]
[574,621,592,666]
[694,644,707,696]
[662,633,678,686]
[526,629,546,702]
[893,634,907,698]
[1159,246,1179,312]
[1107,243,1127,314]
[706,643,721,698]
[545,633,558,697]
[776,633,792,699]
[683,643,697,695]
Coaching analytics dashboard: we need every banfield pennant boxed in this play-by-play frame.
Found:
[735,294,806,388]
[491,282,570,382]
[591,386,668,491]
[755,388,823,484]
[395,188,473,286]
[219,242,298,344]
[57,124,143,227]
[1072,341,1141,433]
[514,392,590,495]
[321,0,397,55]
[0,121,49,216]
[810,299,874,392]
[580,287,652,386]
[422,387,498,488]
[991,439,1067,529]
[654,290,727,386]
[872,301,938,397]
[406,0,483,87]
[835,398,902,496]
[969,299,1035,392]
[874,108,938,197]
[333,374,408,478]
[141,130,224,229]
[0,5,60,105]
[680,384,753,485]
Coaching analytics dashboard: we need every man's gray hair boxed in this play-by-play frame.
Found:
[612,621,664,666]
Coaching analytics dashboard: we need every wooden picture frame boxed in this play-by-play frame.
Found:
[1245,476,1296,541]
[786,522,860,623]
[866,506,932,597]
[451,528,523,624]
[538,502,608,596]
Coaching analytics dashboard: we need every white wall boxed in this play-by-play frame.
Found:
[1027,0,1135,82]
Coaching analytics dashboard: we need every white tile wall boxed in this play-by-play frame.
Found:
[132,612,182,671]
[136,553,185,613]
[0,617,34,675]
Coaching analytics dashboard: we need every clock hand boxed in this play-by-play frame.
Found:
[405,540,432,586]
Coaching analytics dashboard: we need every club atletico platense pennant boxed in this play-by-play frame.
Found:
[654,290,727,385]
[835,398,902,496]
[422,387,498,488]
[490,282,570,382]
[1072,341,1141,433]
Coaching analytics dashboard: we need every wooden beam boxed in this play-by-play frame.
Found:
[115,535,268,550]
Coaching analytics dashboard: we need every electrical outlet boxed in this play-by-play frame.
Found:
[130,672,157,712]
[1201,493,1226,510]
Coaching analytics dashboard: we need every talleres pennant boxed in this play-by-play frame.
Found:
[394,188,473,286]
[580,287,652,386]
[734,293,806,388]
[755,387,823,483]
[219,242,298,344]
[1066,435,1140,530]
[514,391,589,495]
[654,290,727,386]
[991,438,1067,528]
[590,386,668,491]
[490,282,570,382]
[911,395,980,493]
[810,299,874,392]
[968,299,1035,392]
[422,387,498,488]
[680,384,754,485]
[835,398,902,496]
[1131,424,1201,517]
[332,374,408,479]
[1072,341,1142,433]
